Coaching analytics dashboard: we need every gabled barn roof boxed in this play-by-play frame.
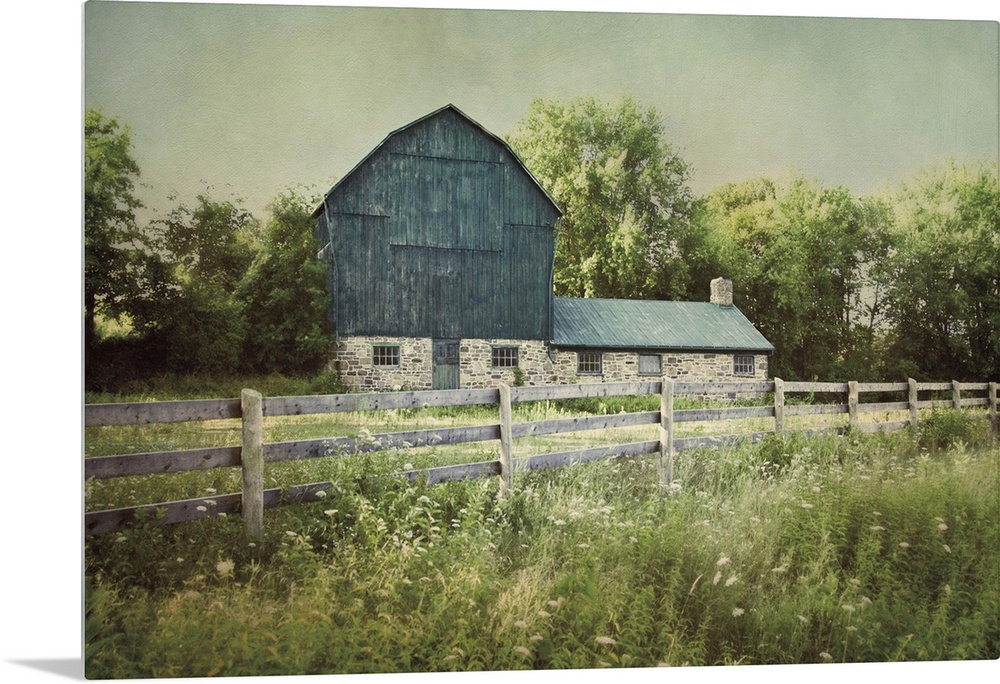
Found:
[313,103,561,218]
[552,297,775,353]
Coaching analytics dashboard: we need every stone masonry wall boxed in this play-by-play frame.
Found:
[332,335,769,393]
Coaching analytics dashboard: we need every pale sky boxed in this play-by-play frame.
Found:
[83,1,999,222]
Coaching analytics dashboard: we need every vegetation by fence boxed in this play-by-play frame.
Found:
[84,378,999,537]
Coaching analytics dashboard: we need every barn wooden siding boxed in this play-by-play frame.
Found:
[318,106,561,341]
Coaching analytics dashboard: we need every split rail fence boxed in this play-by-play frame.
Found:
[85,378,999,537]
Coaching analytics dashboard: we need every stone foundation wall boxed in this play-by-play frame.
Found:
[331,335,769,392]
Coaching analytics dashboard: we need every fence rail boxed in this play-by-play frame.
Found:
[85,378,999,536]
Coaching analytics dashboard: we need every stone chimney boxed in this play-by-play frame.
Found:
[710,277,733,307]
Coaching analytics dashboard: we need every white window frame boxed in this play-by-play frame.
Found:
[491,346,519,369]
[733,354,755,377]
[638,353,662,376]
[577,350,603,375]
[372,344,401,368]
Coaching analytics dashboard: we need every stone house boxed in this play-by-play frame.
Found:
[313,104,773,391]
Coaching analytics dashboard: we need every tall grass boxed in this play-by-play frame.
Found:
[84,421,999,678]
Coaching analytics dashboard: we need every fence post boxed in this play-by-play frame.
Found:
[241,389,264,540]
[659,377,675,492]
[848,381,859,430]
[952,380,962,411]
[498,383,513,498]
[773,377,785,435]
[989,382,998,433]
[908,378,919,436]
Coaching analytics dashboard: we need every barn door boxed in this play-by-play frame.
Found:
[432,339,461,390]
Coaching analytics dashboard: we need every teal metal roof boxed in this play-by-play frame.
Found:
[552,297,775,353]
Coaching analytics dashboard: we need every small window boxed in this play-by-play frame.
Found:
[577,351,602,375]
[372,345,400,367]
[492,346,519,368]
[638,353,662,376]
[733,354,755,376]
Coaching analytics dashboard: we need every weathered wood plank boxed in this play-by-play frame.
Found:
[783,382,849,393]
[85,398,241,427]
[784,404,850,416]
[512,411,658,438]
[85,492,243,535]
[660,378,675,489]
[918,382,952,392]
[917,399,955,409]
[960,398,989,407]
[263,388,499,416]
[85,446,242,479]
[673,381,774,395]
[498,384,513,496]
[397,460,501,485]
[513,441,660,472]
[263,424,501,461]
[673,406,775,423]
[510,382,659,403]
[856,401,911,413]
[241,389,264,539]
[857,420,910,434]
[856,382,909,393]
[674,431,771,452]
[957,382,989,391]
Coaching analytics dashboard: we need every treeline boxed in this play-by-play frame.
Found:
[85,109,334,391]
[508,96,1000,383]
[85,99,1000,391]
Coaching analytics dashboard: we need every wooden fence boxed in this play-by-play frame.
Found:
[85,379,999,537]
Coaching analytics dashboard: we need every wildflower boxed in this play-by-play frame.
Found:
[629,536,638,544]
[285,530,298,537]
[537,609,551,619]
[732,607,745,617]
[403,463,414,470]
[725,575,739,587]
[314,490,326,499]
[847,626,858,632]
[529,634,544,643]
[552,519,566,527]
[418,495,432,504]
[812,486,821,493]
[205,487,217,494]
[717,556,731,567]
[176,557,184,563]
[841,604,855,613]
[196,506,208,512]
[798,615,808,623]
[771,566,787,573]
[869,525,885,532]
[577,543,590,549]
[514,646,531,657]
[800,502,814,509]
[942,544,952,554]
[861,597,872,607]
[324,509,338,517]
[898,542,910,549]
[849,578,861,586]
[514,620,528,629]
[937,523,948,532]
[594,636,617,646]
[819,652,833,662]
[216,559,235,577]
[713,571,723,586]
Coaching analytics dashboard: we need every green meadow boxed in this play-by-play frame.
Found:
[84,401,998,678]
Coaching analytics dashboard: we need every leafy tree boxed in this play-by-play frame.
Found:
[507,96,695,300]
[157,193,259,291]
[704,177,872,380]
[84,109,160,349]
[150,193,260,375]
[237,188,334,374]
[876,161,1000,381]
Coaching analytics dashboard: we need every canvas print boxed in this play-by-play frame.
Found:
[83,1,999,680]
